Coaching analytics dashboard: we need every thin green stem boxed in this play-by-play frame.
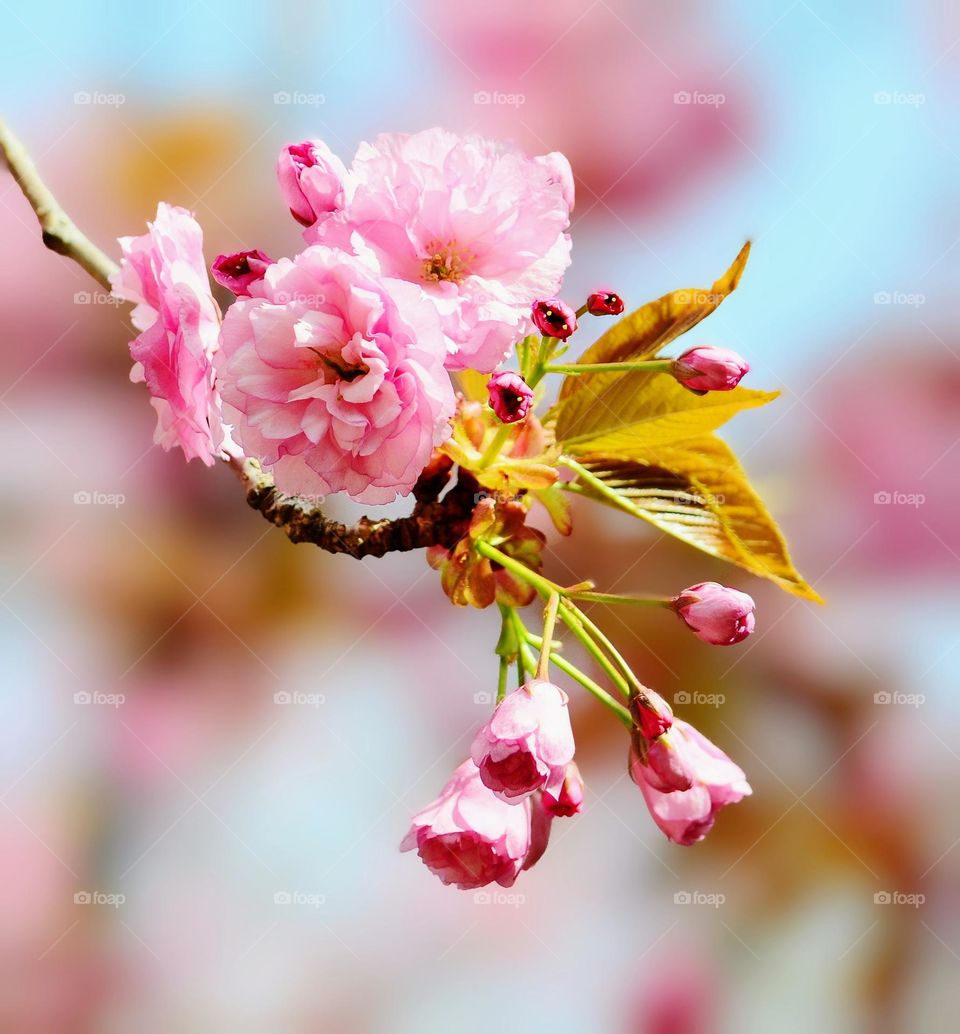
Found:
[536,592,560,679]
[477,424,515,468]
[475,541,563,599]
[567,591,671,608]
[559,456,645,518]
[545,359,674,375]
[556,603,631,700]
[497,655,508,703]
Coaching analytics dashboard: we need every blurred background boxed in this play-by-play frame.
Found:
[1,1,958,1030]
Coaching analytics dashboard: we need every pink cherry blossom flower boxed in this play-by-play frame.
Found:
[673,345,749,392]
[487,371,533,423]
[471,679,575,802]
[673,582,756,645]
[277,140,349,227]
[586,289,624,316]
[307,129,573,372]
[542,761,584,817]
[629,720,751,845]
[215,245,455,504]
[110,202,224,465]
[531,297,577,339]
[211,249,272,297]
[400,760,534,889]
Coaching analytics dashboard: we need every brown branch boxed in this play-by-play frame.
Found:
[0,116,478,559]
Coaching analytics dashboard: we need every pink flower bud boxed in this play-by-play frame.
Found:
[586,290,625,316]
[400,760,537,889]
[277,140,348,227]
[629,720,751,845]
[211,249,272,296]
[531,298,578,339]
[629,689,674,742]
[673,346,749,392]
[542,762,584,817]
[471,679,576,803]
[486,371,534,423]
[673,581,756,645]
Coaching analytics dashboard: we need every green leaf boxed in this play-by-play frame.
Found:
[556,367,778,451]
[557,242,751,406]
[565,436,821,602]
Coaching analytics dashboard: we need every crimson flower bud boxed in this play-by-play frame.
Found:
[211,249,272,296]
[673,582,755,646]
[629,690,673,742]
[487,371,533,423]
[542,761,584,817]
[673,346,749,392]
[276,140,347,226]
[531,298,577,339]
[586,290,625,316]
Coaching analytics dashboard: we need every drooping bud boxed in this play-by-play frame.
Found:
[487,371,534,424]
[276,140,348,226]
[673,582,756,646]
[542,761,584,817]
[211,249,272,296]
[673,346,749,392]
[629,689,674,743]
[586,290,625,316]
[531,298,578,340]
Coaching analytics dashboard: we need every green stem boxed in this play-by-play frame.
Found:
[545,359,674,375]
[559,456,646,518]
[527,336,557,389]
[497,655,508,703]
[536,592,560,679]
[477,424,515,468]
[475,541,563,599]
[567,591,671,608]
[557,603,631,701]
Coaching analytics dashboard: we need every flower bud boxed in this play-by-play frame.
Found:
[487,371,534,423]
[531,298,577,340]
[471,679,575,802]
[673,582,755,646]
[542,761,584,817]
[629,720,751,845]
[673,346,749,392]
[277,140,348,226]
[586,290,625,316]
[211,249,272,296]
[629,689,673,742]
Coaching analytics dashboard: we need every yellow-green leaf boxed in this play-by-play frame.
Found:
[567,435,821,602]
[556,367,778,451]
[557,241,751,405]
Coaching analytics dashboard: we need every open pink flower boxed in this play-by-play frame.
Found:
[629,720,751,845]
[215,246,455,504]
[110,203,224,465]
[307,129,574,372]
[471,679,575,802]
[401,760,536,889]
